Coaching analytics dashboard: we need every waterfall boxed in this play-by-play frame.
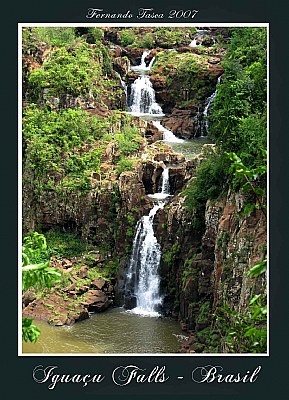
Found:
[127,50,183,142]
[124,167,171,317]
[152,120,184,143]
[160,167,170,195]
[128,75,163,115]
[189,38,201,48]
[202,75,221,135]
[116,72,127,98]
[189,29,216,48]
[131,50,155,73]
[194,106,203,137]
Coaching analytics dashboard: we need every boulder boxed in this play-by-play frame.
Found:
[22,292,89,326]
[82,289,110,312]
[22,289,36,307]
[90,277,106,290]
[79,265,89,279]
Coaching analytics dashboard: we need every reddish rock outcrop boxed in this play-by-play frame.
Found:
[22,255,116,326]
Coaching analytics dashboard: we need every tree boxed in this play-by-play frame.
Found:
[22,232,61,342]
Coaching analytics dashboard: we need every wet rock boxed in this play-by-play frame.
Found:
[77,285,90,294]
[113,56,130,76]
[124,295,137,309]
[83,289,110,312]
[208,57,221,64]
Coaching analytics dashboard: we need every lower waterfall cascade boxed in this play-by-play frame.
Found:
[124,167,171,316]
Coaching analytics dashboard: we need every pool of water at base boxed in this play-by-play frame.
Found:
[22,307,185,354]
[167,136,212,160]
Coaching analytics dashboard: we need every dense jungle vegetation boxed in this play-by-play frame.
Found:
[22,27,267,353]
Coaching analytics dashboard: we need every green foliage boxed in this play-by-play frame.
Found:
[85,27,104,43]
[154,28,188,48]
[22,231,49,266]
[196,301,211,324]
[120,30,136,46]
[22,318,41,343]
[22,28,39,56]
[28,42,103,102]
[246,259,267,277]
[101,47,114,76]
[216,231,230,250]
[139,33,155,49]
[116,158,134,175]
[181,254,197,288]
[216,294,267,353]
[22,232,62,292]
[23,107,105,188]
[115,126,141,155]
[22,262,62,292]
[32,27,76,47]
[45,230,94,258]
[22,232,62,343]
[184,151,229,211]
[152,50,208,103]
[226,151,267,215]
[23,108,140,193]
[215,258,267,353]
[163,242,180,267]
[209,27,267,172]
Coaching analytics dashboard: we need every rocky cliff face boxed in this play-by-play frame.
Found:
[22,27,266,350]
[155,185,267,352]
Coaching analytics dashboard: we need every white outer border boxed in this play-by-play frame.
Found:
[18,22,269,357]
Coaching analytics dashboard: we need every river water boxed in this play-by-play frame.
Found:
[22,307,184,354]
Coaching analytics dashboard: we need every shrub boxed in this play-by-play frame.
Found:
[28,42,104,102]
[184,151,229,211]
[45,230,93,258]
[139,33,155,49]
[116,158,134,175]
[120,30,136,46]
[32,27,76,47]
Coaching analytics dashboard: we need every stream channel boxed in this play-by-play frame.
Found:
[22,50,217,354]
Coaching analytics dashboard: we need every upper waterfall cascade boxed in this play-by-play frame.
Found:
[127,50,182,142]
[128,75,164,116]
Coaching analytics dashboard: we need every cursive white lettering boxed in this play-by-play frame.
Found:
[32,365,105,389]
[192,365,262,384]
[112,365,169,386]
[137,8,164,19]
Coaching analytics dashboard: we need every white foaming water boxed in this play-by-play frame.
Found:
[189,38,201,48]
[152,120,184,143]
[125,168,171,317]
[160,167,170,194]
[128,50,164,117]
[116,72,127,97]
[128,75,164,116]
[189,29,216,48]
[126,203,164,317]
[130,50,156,74]
[202,75,221,134]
